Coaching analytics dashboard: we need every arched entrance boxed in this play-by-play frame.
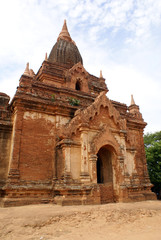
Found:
[97,145,114,203]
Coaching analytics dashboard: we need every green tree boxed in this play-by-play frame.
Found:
[144,131,161,198]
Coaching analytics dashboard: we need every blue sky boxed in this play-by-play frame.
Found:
[0,0,161,133]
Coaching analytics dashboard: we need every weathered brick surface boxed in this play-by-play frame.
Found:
[0,130,12,181]
[99,184,114,204]
[19,112,55,181]
[0,93,12,192]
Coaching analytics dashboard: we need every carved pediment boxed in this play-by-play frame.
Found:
[59,91,126,138]
[64,62,89,80]
[64,62,89,92]
[68,62,89,77]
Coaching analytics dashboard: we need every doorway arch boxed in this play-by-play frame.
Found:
[97,145,113,184]
[96,145,115,203]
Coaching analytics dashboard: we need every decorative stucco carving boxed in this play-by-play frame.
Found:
[90,124,120,155]
[59,91,126,138]
[64,62,89,80]
[64,62,89,91]
[69,62,88,76]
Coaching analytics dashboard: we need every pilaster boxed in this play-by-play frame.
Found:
[7,107,24,183]
[57,139,72,181]
[89,154,97,183]
[80,124,90,182]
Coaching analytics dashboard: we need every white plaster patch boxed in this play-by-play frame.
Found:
[125,151,136,176]
[59,116,70,125]
[55,115,70,128]
[115,134,136,176]
[88,130,99,152]
[23,111,56,123]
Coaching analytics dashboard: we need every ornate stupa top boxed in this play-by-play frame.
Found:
[57,20,75,45]
[48,20,83,66]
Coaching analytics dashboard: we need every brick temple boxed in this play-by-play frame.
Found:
[0,20,155,206]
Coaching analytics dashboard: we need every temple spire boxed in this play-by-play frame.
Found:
[45,52,48,61]
[100,70,103,78]
[130,94,135,105]
[129,94,142,117]
[23,62,30,76]
[57,20,75,44]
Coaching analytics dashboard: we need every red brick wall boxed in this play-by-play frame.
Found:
[18,112,56,181]
[128,128,147,180]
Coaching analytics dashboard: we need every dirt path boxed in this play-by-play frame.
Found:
[0,200,161,240]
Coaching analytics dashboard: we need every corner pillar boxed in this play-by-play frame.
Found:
[80,125,90,182]
[58,139,72,181]
[62,144,71,179]
[7,108,24,183]
[89,154,97,183]
[117,156,128,201]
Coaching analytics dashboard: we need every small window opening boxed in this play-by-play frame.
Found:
[76,81,81,91]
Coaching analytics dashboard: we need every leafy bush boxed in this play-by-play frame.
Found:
[68,97,80,106]
[144,131,161,199]
[51,94,55,102]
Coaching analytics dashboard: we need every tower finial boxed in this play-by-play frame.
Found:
[130,94,136,105]
[100,70,103,78]
[45,52,48,61]
[129,94,142,117]
[57,20,74,44]
[23,62,30,76]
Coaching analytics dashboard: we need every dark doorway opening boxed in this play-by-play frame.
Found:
[97,145,115,203]
[97,146,113,184]
[97,155,104,183]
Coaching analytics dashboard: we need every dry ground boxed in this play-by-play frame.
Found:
[0,200,161,240]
